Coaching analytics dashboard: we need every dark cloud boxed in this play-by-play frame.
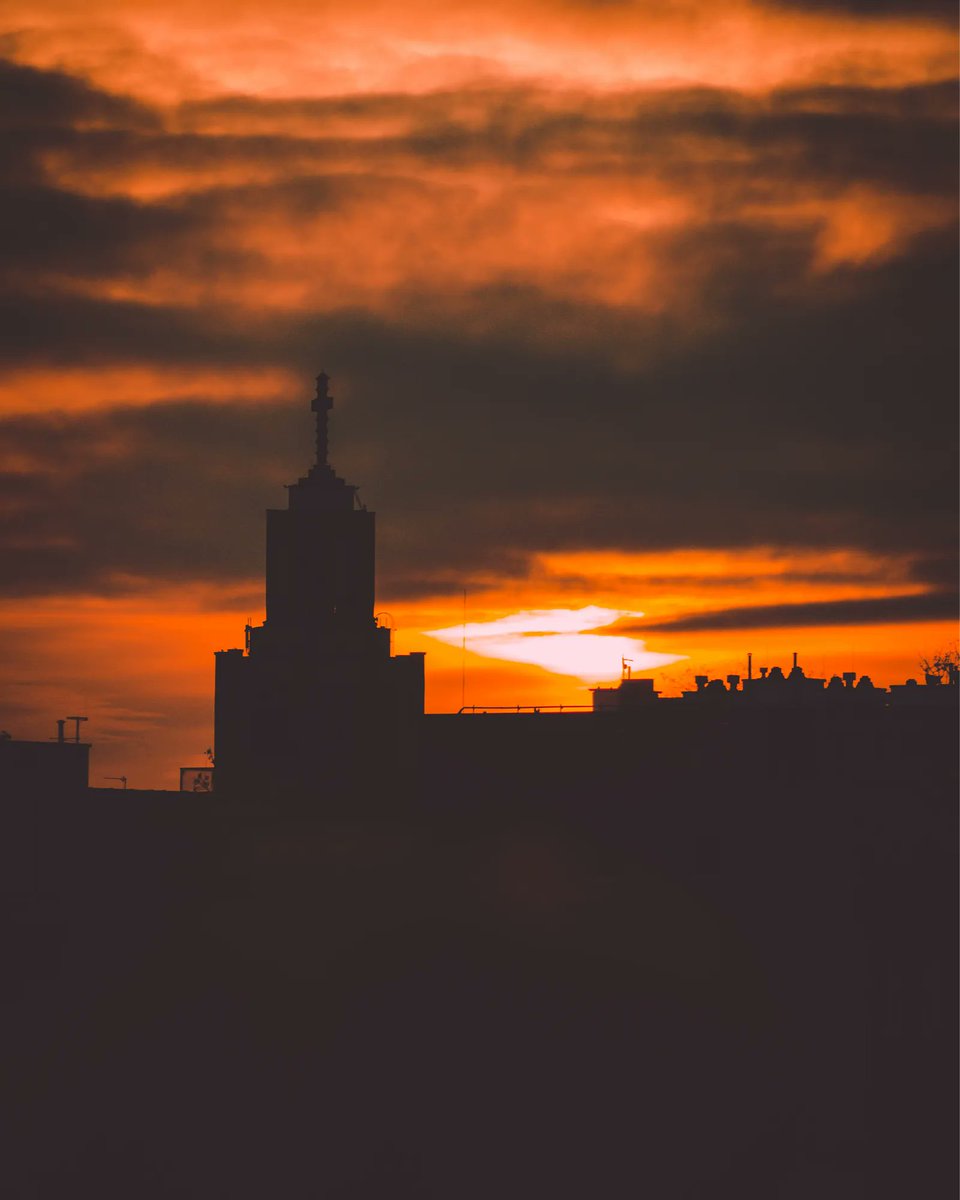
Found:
[0,58,156,131]
[0,293,257,368]
[0,403,302,595]
[907,552,959,588]
[0,57,953,411]
[3,60,955,241]
[31,79,954,198]
[0,185,202,276]
[0,56,156,187]
[0,58,955,605]
[765,0,956,20]
[0,232,955,602]
[622,590,959,633]
[552,0,954,12]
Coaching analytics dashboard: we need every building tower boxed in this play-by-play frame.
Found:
[214,373,424,801]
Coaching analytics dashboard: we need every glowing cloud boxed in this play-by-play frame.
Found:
[425,605,685,683]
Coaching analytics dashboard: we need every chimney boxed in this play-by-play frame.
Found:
[726,674,740,691]
[747,653,753,681]
[793,652,798,669]
[56,719,65,744]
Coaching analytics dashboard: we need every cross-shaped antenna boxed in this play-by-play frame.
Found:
[311,371,333,468]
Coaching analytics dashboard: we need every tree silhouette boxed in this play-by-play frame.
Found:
[920,644,959,684]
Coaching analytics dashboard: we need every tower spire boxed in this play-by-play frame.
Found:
[291,369,357,509]
[311,371,333,469]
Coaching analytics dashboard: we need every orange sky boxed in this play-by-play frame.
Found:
[0,0,956,787]
[4,553,954,790]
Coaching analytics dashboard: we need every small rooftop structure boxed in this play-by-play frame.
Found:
[592,677,660,712]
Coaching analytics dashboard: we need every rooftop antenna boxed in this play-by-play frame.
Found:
[461,589,467,710]
[104,775,127,790]
[622,657,633,680]
[747,652,753,681]
[312,370,333,469]
[65,716,88,743]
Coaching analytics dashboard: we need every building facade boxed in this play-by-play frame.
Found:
[214,374,424,801]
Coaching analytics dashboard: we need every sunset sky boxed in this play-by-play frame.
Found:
[1,0,957,788]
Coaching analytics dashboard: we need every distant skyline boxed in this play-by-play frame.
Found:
[1,1,957,787]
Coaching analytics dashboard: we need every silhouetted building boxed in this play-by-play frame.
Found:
[214,373,423,800]
[212,373,955,803]
[0,732,90,797]
[889,675,960,706]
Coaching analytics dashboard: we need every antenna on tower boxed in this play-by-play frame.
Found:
[461,589,467,710]
[311,370,333,468]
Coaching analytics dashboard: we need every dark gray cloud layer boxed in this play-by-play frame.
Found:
[627,591,959,633]
[1,249,955,600]
[0,56,956,603]
[767,0,956,18]
[0,58,156,131]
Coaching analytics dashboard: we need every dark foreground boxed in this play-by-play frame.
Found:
[4,710,957,1198]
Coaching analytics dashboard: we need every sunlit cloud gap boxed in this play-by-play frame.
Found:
[425,606,685,683]
[0,366,298,416]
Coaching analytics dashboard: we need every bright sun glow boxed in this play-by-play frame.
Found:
[425,606,686,683]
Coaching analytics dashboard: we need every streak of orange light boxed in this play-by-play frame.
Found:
[0,366,299,417]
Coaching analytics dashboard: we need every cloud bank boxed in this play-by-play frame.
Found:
[0,0,955,777]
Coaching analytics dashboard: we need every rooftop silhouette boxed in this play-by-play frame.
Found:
[203,370,957,805]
